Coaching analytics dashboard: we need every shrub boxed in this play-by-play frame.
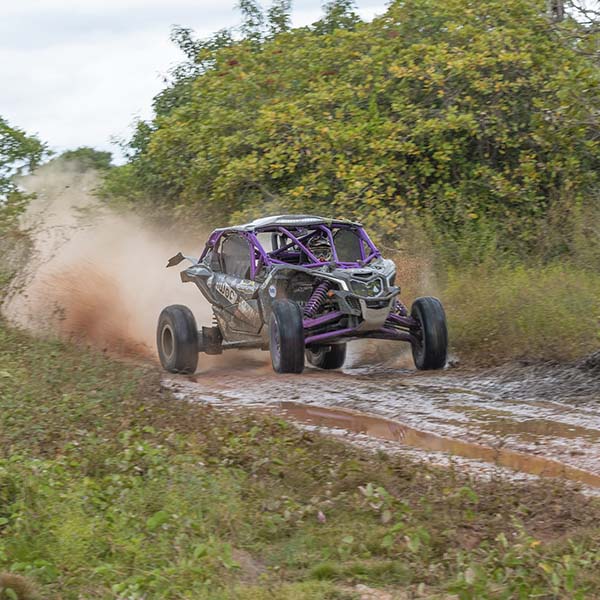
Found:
[444,262,600,363]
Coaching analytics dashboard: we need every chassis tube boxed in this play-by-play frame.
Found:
[303,310,344,329]
[305,328,357,345]
[304,326,418,346]
[386,312,419,328]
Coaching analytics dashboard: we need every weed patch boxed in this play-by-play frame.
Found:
[0,324,600,597]
[444,263,600,364]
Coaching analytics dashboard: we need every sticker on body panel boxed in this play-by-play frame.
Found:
[236,299,260,324]
[216,280,238,303]
[236,279,259,295]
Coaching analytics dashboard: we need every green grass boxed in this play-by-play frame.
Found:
[1,323,600,598]
[443,262,600,364]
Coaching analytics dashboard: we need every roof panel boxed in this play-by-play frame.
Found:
[209,214,362,235]
[242,214,362,231]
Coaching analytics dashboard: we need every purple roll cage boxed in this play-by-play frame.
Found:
[200,222,382,280]
[197,218,420,347]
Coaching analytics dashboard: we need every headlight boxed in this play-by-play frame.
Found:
[351,277,384,297]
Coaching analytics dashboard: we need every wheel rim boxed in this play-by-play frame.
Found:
[270,318,281,369]
[161,324,175,360]
[306,347,325,365]
[411,311,425,362]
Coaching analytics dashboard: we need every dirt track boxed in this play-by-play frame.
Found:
[164,351,600,491]
[6,166,600,492]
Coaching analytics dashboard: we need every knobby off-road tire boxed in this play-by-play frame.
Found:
[306,344,347,370]
[157,305,199,374]
[411,296,448,370]
[269,300,305,374]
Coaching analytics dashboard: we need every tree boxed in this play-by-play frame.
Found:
[58,147,113,171]
[0,116,47,227]
[151,27,235,120]
[238,0,265,42]
[267,0,292,35]
[313,0,360,34]
[103,0,600,255]
[548,0,565,21]
[0,117,46,194]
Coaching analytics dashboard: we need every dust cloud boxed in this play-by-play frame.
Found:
[2,162,214,361]
[2,161,432,371]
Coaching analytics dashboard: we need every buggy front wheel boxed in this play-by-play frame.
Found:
[410,297,448,370]
[269,300,304,374]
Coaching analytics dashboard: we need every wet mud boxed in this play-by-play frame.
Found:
[278,402,600,488]
[164,355,600,490]
[9,165,600,491]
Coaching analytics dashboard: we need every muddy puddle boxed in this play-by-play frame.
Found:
[438,407,600,443]
[277,402,600,488]
[163,357,600,490]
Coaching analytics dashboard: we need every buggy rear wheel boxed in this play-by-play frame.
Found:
[157,305,198,374]
[306,344,346,370]
[410,297,448,370]
[269,300,304,374]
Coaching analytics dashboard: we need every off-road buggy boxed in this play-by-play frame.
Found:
[157,215,447,374]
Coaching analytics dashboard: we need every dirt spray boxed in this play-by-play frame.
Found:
[2,161,432,370]
[2,162,223,362]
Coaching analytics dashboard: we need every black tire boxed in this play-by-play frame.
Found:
[410,297,448,370]
[269,300,304,374]
[156,305,199,374]
[306,344,347,370]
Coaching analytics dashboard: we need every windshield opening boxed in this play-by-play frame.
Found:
[262,224,378,267]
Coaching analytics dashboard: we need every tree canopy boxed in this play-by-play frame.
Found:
[0,117,46,199]
[105,0,600,252]
[0,116,47,227]
[57,146,113,171]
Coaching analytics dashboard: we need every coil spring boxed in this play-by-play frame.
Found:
[304,281,331,317]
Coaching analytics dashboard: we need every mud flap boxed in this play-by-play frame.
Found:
[166,252,198,268]
[197,326,223,354]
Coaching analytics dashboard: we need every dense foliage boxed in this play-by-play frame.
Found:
[0,117,46,228]
[56,147,113,171]
[105,0,600,253]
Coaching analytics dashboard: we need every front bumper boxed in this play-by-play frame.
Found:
[334,288,400,331]
[302,287,421,346]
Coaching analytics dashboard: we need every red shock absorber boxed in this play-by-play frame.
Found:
[304,281,331,317]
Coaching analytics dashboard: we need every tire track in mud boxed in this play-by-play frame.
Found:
[163,359,600,491]
[9,165,600,490]
[11,165,600,490]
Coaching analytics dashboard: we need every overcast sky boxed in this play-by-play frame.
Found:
[0,0,386,163]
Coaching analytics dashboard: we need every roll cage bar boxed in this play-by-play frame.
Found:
[200,223,381,280]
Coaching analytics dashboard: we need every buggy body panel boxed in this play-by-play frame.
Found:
[172,215,422,350]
